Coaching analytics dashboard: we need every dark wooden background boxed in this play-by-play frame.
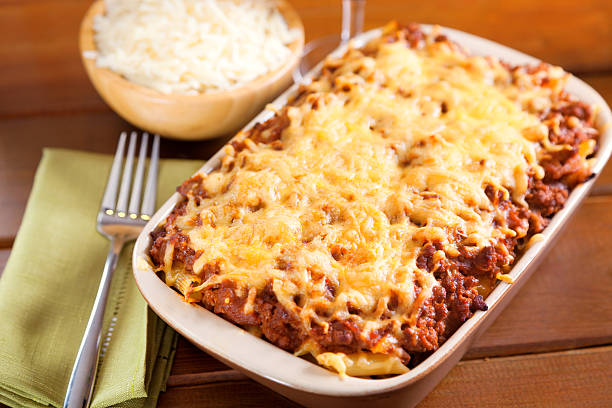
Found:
[1,0,611,406]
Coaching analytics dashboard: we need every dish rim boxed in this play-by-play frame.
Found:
[132,23,612,397]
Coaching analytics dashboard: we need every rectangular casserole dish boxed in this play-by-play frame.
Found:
[132,24,612,407]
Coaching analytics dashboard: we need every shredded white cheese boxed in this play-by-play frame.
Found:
[92,0,299,94]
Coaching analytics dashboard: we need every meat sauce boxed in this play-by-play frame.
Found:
[148,24,599,370]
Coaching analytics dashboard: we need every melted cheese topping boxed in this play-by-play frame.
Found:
[158,25,582,373]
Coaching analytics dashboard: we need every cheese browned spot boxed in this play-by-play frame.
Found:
[149,22,599,377]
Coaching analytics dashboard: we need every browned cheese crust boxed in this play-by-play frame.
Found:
[149,23,599,371]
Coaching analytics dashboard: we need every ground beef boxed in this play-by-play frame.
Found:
[525,179,569,217]
[437,269,487,337]
[148,227,167,266]
[412,247,490,341]
[402,267,487,366]
[383,23,426,48]
[541,150,592,188]
[202,281,258,326]
[177,174,208,200]
[402,286,448,354]
[254,284,306,351]
[452,245,509,280]
[416,241,442,272]
[243,110,290,146]
[200,281,306,351]
[149,199,188,265]
[550,97,594,123]
[147,25,600,372]
[311,319,364,354]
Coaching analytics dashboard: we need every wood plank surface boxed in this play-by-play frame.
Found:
[158,380,298,408]
[420,346,612,407]
[170,337,231,376]
[1,0,611,118]
[161,346,612,408]
[361,0,612,74]
[0,0,106,118]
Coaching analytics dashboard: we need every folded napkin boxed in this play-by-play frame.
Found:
[0,148,203,408]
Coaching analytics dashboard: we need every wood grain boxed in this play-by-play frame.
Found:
[166,371,247,388]
[347,0,612,73]
[0,0,106,118]
[584,75,612,195]
[420,346,612,407]
[170,337,231,376]
[0,249,9,277]
[1,0,611,118]
[161,346,612,408]
[158,380,299,408]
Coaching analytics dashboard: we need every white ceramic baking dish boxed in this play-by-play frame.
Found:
[132,24,612,407]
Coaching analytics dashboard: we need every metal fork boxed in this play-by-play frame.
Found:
[63,132,160,408]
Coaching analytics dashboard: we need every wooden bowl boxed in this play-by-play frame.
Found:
[79,0,304,140]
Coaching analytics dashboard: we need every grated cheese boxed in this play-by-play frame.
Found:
[496,273,515,284]
[155,24,596,376]
[168,35,553,341]
[92,0,299,94]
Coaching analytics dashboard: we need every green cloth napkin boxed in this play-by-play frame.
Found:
[0,148,204,408]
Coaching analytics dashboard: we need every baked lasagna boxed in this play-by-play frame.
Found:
[149,23,600,377]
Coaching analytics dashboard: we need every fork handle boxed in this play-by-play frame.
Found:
[63,238,124,408]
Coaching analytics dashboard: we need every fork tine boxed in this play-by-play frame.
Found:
[128,133,149,218]
[141,134,160,219]
[101,132,127,214]
[115,131,138,217]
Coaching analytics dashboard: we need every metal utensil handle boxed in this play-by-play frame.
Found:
[63,239,123,408]
[341,0,366,44]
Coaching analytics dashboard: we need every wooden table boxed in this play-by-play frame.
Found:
[2,1,612,406]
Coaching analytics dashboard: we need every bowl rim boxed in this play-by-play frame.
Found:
[79,0,305,101]
[132,24,612,397]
